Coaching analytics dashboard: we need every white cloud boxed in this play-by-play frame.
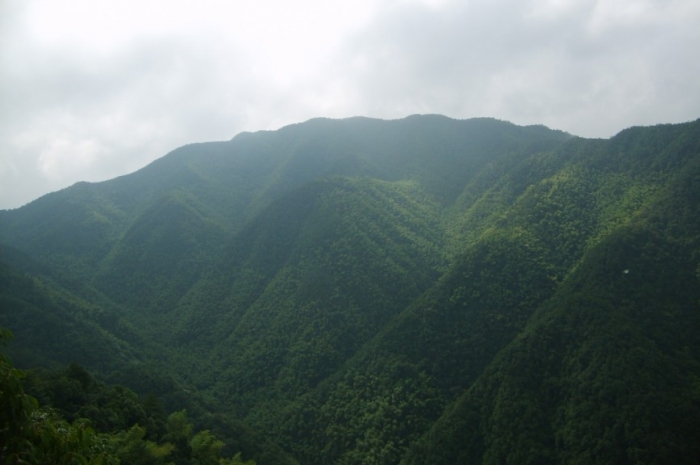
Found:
[330,0,700,132]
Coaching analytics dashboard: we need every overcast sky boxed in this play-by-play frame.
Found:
[1,0,699,209]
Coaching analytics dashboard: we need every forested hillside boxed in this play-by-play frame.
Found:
[1,115,699,464]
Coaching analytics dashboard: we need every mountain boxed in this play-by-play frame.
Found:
[1,115,699,464]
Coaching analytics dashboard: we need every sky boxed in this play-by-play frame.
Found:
[1,0,699,209]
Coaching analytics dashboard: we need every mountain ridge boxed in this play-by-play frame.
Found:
[1,114,699,464]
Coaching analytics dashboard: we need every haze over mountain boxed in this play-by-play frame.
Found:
[3,0,700,210]
[1,114,699,464]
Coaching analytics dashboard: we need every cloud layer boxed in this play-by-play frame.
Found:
[2,0,699,209]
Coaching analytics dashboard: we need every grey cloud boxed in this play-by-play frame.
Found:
[334,0,700,137]
[1,33,261,208]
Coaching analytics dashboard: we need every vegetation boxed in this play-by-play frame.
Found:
[1,115,699,463]
[1,328,259,464]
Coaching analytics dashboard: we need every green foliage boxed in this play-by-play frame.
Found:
[1,329,119,464]
[190,430,225,465]
[404,204,700,464]
[109,425,175,465]
[2,329,259,465]
[2,115,700,464]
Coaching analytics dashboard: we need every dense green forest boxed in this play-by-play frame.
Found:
[1,115,699,463]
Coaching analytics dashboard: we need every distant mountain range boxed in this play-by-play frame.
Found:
[1,115,699,464]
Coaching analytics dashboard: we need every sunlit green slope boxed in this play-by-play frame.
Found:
[403,157,700,464]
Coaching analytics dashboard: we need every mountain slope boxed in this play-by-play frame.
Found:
[404,224,700,464]
[1,115,699,464]
[242,120,698,464]
[402,128,700,464]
